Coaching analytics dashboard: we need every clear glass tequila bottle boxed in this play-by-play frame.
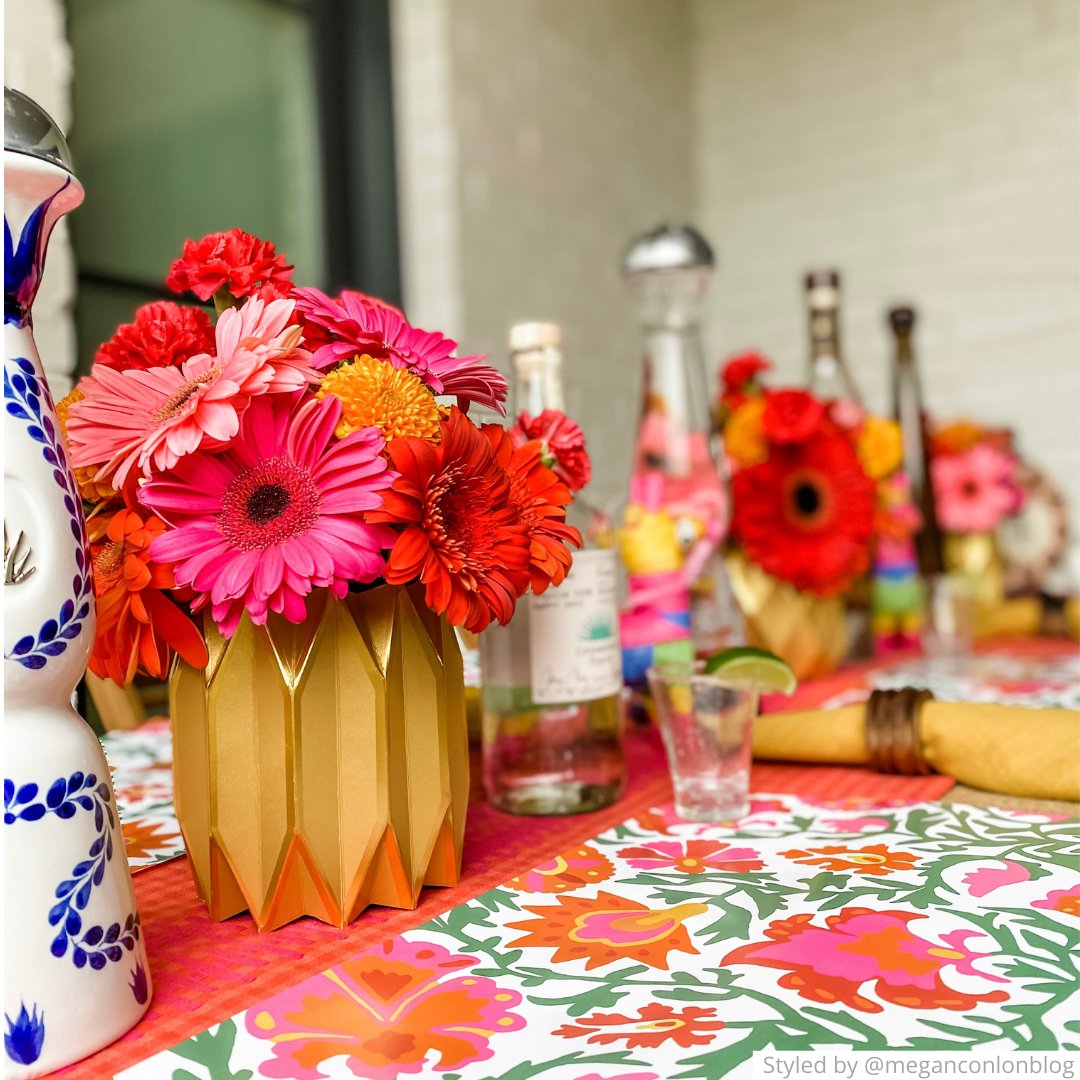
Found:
[480,323,625,815]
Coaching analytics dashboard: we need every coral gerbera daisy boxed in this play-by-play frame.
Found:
[141,394,396,637]
[317,354,442,442]
[87,506,208,684]
[731,430,875,596]
[369,408,531,632]
[165,227,293,302]
[95,301,215,372]
[293,287,508,412]
[509,409,592,492]
[66,298,316,488]
[483,423,581,593]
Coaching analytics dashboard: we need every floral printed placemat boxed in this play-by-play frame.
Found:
[118,792,1079,1080]
[101,721,185,872]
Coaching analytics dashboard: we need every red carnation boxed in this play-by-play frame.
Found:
[509,409,592,493]
[722,352,772,393]
[731,430,875,596]
[94,301,215,372]
[484,423,581,593]
[165,228,293,302]
[762,389,825,445]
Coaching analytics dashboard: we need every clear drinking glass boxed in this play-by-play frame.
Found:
[647,662,757,822]
[923,573,977,657]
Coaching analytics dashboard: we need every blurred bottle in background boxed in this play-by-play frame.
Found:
[619,224,744,701]
[480,322,625,815]
[805,269,872,656]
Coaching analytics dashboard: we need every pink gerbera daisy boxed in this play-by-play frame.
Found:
[932,442,1021,533]
[66,298,317,488]
[293,287,508,412]
[141,394,396,637]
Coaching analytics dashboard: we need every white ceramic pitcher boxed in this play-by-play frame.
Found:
[3,87,151,1078]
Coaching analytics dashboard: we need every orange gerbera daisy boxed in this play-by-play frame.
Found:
[779,844,919,876]
[317,353,442,442]
[370,408,532,632]
[482,423,581,593]
[504,891,706,971]
[88,507,208,684]
[56,388,117,503]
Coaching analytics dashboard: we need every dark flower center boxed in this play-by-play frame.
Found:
[246,483,291,524]
[961,480,979,498]
[793,482,821,516]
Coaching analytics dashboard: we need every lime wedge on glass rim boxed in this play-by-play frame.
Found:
[703,646,797,696]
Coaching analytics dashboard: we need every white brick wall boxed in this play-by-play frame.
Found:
[691,0,1080,552]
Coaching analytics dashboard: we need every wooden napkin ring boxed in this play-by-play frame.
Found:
[865,688,935,775]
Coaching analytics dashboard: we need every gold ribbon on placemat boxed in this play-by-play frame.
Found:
[754,692,1080,801]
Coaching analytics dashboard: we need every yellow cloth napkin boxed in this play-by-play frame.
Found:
[754,700,1080,802]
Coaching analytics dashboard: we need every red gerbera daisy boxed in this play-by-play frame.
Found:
[95,301,215,373]
[509,409,592,492]
[731,430,875,596]
[166,228,293,302]
[369,408,531,631]
[483,423,581,593]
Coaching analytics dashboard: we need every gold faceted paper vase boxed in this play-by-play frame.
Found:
[726,550,848,680]
[169,584,469,932]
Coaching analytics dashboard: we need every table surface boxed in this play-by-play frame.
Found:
[56,639,1080,1078]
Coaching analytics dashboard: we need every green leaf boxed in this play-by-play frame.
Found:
[802,871,850,901]
[698,903,752,943]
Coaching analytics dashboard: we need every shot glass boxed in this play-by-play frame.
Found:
[647,661,757,822]
[923,573,977,658]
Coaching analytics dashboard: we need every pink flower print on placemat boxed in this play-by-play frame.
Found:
[244,937,525,1080]
[963,861,1032,898]
[1032,885,1080,918]
[617,839,763,875]
[724,907,1008,1013]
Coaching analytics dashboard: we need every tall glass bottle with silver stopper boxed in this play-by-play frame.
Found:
[480,322,625,816]
[619,223,743,696]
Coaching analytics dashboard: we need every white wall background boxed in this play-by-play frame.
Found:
[393,0,1080,549]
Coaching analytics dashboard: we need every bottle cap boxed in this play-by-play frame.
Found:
[622,223,715,276]
[805,269,841,311]
[805,269,840,290]
[509,321,562,353]
[888,306,916,332]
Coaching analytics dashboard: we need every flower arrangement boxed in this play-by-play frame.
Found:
[62,229,587,685]
[929,421,1023,534]
[719,354,904,598]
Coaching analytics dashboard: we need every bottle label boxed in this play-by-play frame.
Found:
[528,549,623,705]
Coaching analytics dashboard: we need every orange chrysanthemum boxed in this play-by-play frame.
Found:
[88,507,207,685]
[317,354,442,442]
[56,388,118,504]
[482,424,581,594]
[504,891,706,971]
[369,408,532,632]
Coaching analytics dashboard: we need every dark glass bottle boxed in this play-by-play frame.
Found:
[889,306,944,577]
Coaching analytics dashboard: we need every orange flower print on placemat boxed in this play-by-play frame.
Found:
[122,817,181,860]
[724,907,1009,1013]
[617,839,764,875]
[244,938,525,1080]
[555,1002,724,1050]
[1032,885,1080,918]
[505,892,705,971]
[508,844,615,894]
[779,843,918,876]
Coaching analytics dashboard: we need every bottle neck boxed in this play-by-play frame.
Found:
[512,347,565,415]
[640,324,713,437]
[806,306,861,405]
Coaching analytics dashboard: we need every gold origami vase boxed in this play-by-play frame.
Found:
[169,584,468,932]
[726,550,848,680]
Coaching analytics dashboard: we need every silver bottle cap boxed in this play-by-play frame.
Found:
[4,87,76,175]
[622,223,715,277]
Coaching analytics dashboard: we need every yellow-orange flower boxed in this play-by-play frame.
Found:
[56,388,118,503]
[318,354,442,442]
[724,398,767,467]
[932,421,984,456]
[856,416,903,479]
